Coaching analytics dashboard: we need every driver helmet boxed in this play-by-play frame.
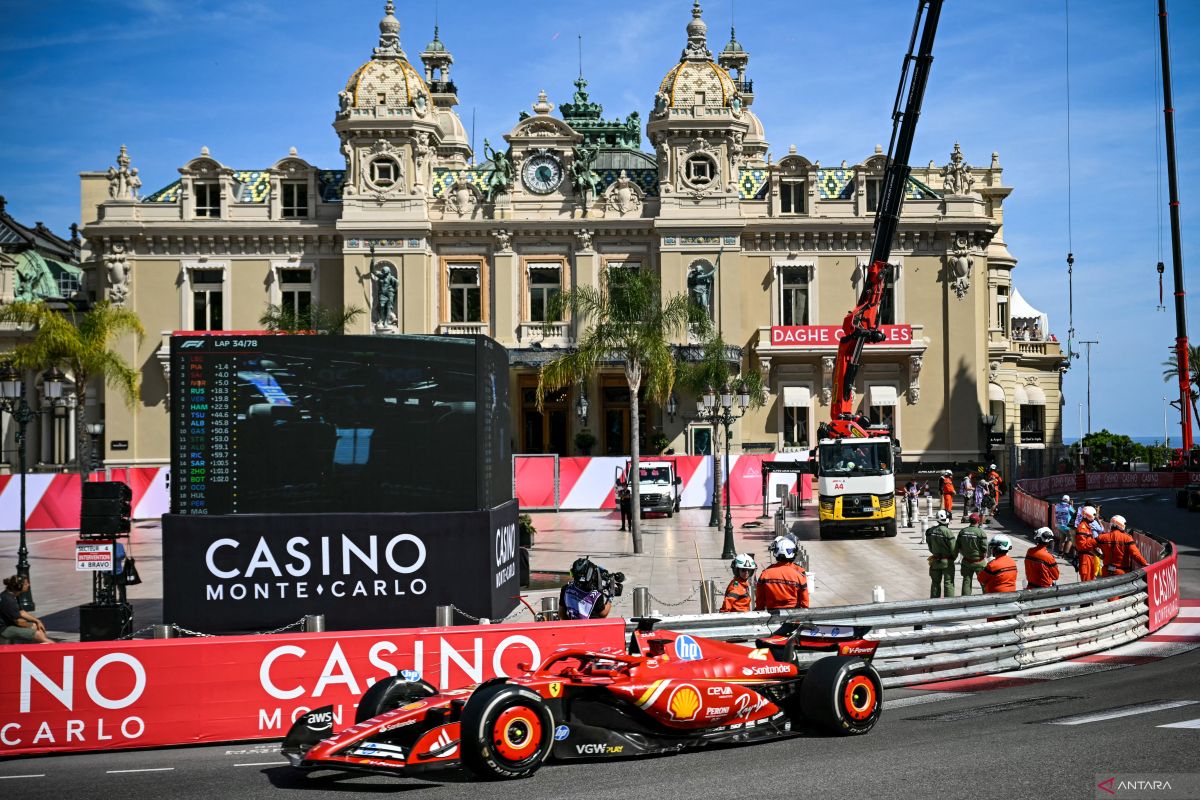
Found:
[1062,495,1071,503]
[989,533,1012,552]
[1034,527,1055,545]
[570,557,601,591]
[1082,505,1097,519]
[935,510,950,524]
[1109,514,1127,531]
[732,553,757,574]
[768,536,797,560]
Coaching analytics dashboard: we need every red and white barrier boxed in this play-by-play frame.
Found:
[515,453,813,511]
[0,618,626,757]
[0,467,169,531]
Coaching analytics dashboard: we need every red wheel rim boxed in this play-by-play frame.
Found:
[843,676,876,721]
[491,706,542,762]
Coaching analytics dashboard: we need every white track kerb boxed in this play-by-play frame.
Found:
[636,478,1180,689]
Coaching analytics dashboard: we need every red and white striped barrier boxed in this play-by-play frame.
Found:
[0,467,169,531]
[514,454,813,511]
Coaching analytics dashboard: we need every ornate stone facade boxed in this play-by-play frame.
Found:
[78,2,1064,471]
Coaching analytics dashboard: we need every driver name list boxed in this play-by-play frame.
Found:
[172,344,242,515]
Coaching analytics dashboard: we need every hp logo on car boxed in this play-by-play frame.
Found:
[674,634,703,661]
[554,725,570,741]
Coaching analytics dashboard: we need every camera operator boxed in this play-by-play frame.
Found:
[559,557,623,620]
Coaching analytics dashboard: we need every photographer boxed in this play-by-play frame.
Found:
[1,575,51,644]
[559,557,623,620]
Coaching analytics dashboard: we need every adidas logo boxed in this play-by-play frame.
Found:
[428,728,459,758]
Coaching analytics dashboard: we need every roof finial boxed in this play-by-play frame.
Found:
[374,0,405,59]
[683,0,711,60]
[578,34,583,79]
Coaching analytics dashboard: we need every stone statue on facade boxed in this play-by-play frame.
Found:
[570,142,602,208]
[653,90,669,119]
[687,261,715,324]
[493,229,513,253]
[482,139,513,202]
[603,170,644,216]
[107,145,140,201]
[575,228,593,252]
[338,90,352,114]
[941,142,975,196]
[444,178,479,218]
[105,240,130,305]
[372,260,398,328]
[948,236,973,299]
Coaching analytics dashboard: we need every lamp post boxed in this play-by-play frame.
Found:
[980,413,997,464]
[575,387,589,425]
[704,384,750,560]
[698,390,720,528]
[0,364,61,612]
[85,421,105,472]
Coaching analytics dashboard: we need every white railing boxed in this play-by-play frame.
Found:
[436,322,489,336]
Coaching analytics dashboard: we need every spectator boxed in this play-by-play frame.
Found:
[903,479,920,524]
[755,537,809,611]
[1053,495,1075,556]
[957,513,990,595]
[925,510,957,598]
[1,575,50,644]
[959,471,975,522]
[720,553,756,613]
[1098,515,1147,577]
[977,477,996,524]
[979,535,1018,593]
[560,558,613,620]
[616,474,631,532]
[1024,528,1060,589]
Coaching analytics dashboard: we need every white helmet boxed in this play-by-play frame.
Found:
[732,553,757,571]
[1062,495,1071,503]
[769,536,797,560]
[935,510,950,523]
[942,470,952,476]
[1110,514,1127,531]
[1034,527,1055,544]
[1082,505,1097,519]
[989,464,997,470]
[989,534,1012,552]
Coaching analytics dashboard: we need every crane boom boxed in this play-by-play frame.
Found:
[825,0,943,439]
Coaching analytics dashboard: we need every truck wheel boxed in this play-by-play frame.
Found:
[800,656,882,736]
[819,523,831,540]
[667,506,674,518]
[460,683,554,780]
[883,520,898,538]
[355,676,437,723]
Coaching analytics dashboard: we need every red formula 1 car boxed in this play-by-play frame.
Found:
[282,622,882,780]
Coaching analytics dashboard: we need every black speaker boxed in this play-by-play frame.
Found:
[80,602,132,641]
[81,481,133,539]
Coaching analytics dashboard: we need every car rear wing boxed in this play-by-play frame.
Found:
[756,622,878,661]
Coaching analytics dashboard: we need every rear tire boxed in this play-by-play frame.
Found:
[460,683,554,780]
[800,656,882,736]
[355,676,437,723]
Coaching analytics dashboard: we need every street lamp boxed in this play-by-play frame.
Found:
[699,388,721,528]
[698,384,749,559]
[85,421,105,472]
[575,386,589,425]
[666,392,678,423]
[0,363,54,611]
[981,413,997,463]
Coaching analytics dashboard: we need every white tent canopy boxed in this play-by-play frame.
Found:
[868,385,898,407]
[1009,287,1049,335]
[782,385,811,408]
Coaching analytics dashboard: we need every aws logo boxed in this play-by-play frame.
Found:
[667,684,701,721]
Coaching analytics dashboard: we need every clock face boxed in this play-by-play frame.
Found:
[522,154,564,194]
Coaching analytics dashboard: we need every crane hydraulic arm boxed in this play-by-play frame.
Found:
[824,0,943,440]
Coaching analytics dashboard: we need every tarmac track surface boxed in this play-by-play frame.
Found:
[3,490,1197,800]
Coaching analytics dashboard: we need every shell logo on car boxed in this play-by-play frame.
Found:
[667,684,701,721]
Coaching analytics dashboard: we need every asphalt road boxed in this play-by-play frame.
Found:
[3,490,1196,800]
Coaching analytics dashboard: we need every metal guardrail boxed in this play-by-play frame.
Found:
[630,568,1158,688]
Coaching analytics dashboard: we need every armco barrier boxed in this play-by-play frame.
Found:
[0,618,625,757]
[514,453,813,511]
[636,531,1179,689]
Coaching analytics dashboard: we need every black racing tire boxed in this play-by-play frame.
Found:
[355,676,438,723]
[800,656,883,736]
[460,683,554,780]
[883,520,898,538]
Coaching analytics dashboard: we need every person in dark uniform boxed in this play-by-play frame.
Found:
[616,475,632,531]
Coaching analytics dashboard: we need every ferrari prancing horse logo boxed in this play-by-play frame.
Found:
[548,682,563,698]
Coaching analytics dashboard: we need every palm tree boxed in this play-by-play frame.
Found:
[259,303,364,335]
[1161,344,1200,436]
[0,301,145,480]
[537,269,692,554]
[677,328,765,522]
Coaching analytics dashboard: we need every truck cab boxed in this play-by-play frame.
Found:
[623,460,682,518]
[813,437,898,539]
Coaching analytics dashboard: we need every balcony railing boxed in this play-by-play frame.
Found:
[429,80,457,95]
[736,79,754,94]
[437,322,488,336]
[517,322,571,346]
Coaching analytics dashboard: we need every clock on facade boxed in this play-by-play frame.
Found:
[522,153,564,194]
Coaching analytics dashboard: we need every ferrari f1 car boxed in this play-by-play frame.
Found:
[282,623,882,780]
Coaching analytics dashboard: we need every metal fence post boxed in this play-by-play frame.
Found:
[540,596,559,621]
[704,579,719,614]
[304,614,325,633]
[633,587,650,618]
[152,624,174,639]
[435,605,454,627]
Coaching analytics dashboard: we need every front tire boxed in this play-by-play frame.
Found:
[800,656,882,736]
[355,676,437,723]
[460,683,554,780]
[883,520,898,538]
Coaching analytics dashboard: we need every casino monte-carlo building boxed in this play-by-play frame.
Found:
[75,1,1067,479]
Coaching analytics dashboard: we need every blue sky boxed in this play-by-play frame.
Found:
[1,0,1198,440]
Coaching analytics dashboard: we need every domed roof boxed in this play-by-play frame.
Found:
[436,108,468,147]
[424,25,446,54]
[344,58,429,108]
[743,108,766,143]
[342,1,429,109]
[658,60,737,108]
[655,2,737,109]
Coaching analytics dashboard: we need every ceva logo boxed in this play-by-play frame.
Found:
[674,635,703,662]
